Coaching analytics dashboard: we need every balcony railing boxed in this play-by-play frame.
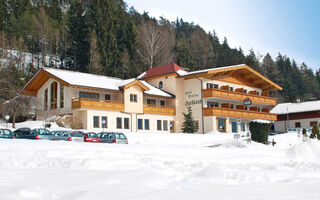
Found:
[203,107,277,121]
[203,88,277,106]
[72,98,124,112]
[143,104,176,115]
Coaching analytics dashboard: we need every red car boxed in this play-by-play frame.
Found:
[84,132,101,143]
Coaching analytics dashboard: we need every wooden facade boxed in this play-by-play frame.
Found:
[204,107,277,121]
[277,111,320,121]
[143,105,176,116]
[203,88,277,106]
[72,98,124,112]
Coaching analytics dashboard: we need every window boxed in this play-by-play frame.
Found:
[124,118,129,129]
[214,102,219,107]
[160,100,165,106]
[230,104,234,109]
[157,120,162,131]
[214,84,219,89]
[44,88,48,110]
[93,116,99,128]
[163,120,168,131]
[105,94,111,101]
[243,89,248,93]
[79,92,99,99]
[147,99,156,105]
[60,86,64,108]
[245,106,248,110]
[257,91,260,96]
[295,122,301,128]
[310,121,317,127]
[138,119,143,130]
[207,83,214,89]
[230,87,234,92]
[159,81,164,89]
[50,82,57,109]
[101,116,107,128]
[116,117,122,129]
[258,107,261,112]
[207,101,214,108]
[144,119,150,130]
[241,122,246,132]
[130,94,137,102]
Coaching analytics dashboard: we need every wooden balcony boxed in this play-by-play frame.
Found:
[72,98,124,112]
[143,105,176,115]
[203,88,277,106]
[204,107,277,121]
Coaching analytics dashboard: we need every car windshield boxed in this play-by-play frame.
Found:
[3,130,12,135]
[15,128,30,134]
[87,133,98,137]
[70,132,83,137]
[115,133,127,139]
[38,129,51,135]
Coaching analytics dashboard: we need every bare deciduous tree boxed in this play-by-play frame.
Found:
[137,20,173,68]
[1,96,38,128]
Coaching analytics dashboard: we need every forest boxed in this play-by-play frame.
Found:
[0,0,320,104]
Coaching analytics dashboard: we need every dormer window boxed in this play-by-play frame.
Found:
[159,81,163,89]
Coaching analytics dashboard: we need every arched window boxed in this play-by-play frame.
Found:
[159,81,163,89]
[50,81,57,110]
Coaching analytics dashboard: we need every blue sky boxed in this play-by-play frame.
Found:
[126,0,320,71]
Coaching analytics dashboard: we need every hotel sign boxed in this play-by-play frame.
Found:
[244,97,252,105]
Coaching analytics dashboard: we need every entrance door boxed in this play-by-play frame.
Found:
[232,122,237,133]
[170,121,174,133]
[217,119,226,132]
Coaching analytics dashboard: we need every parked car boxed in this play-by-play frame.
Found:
[54,131,84,142]
[0,129,15,139]
[13,128,54,140]
[99,132,128,144]
[84,132,101,143]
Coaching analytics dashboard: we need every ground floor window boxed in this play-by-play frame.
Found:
[116,117,122,129]
[93,116,99,128]
[124,118,129,129]
[138,119,143,130]
[217,119,226,132]
[101,116,107,128]
[157,120,162,131]
[310,121,317,127]
[163,120,168,131]
[232,121,237,133]
[144,119,150,130]
[295,122,301,128]
[241,122,246,132]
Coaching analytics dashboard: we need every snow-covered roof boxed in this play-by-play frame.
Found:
[270,100,320,114]
[43,68,173,98]
[180,64,246,76]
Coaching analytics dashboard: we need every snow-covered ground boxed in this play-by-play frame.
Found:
[1,120,320,200]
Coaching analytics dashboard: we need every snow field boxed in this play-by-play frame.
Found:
[0,121,320,199]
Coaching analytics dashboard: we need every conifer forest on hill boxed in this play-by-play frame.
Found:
[0,0,319,104]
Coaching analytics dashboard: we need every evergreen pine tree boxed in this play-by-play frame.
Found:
[182,106,198,133]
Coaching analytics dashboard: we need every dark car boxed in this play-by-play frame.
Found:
[0,129,15,139]
[14,128,54,140]
[54,131,84,142]
[84,132,101,143]
[99,132,128,144]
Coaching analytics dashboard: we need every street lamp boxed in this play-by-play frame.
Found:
[5,115,10,129]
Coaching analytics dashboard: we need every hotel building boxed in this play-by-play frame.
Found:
[22,63,282,133]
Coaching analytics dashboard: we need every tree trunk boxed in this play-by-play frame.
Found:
[12,113,16,128]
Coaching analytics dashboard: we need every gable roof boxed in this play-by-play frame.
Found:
[22,68,173,98]
[271,100,320,114]
[139,63,187,79]
[181,64,283,91]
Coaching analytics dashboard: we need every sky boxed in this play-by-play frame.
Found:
[125,0,320,71]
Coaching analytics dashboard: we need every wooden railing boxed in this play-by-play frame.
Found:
[143,104,176,115]
[203,107,277,121]
[72,98,124,112]
[203,88,277,106]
